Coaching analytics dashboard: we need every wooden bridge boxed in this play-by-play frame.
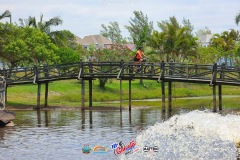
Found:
[1,60,240,112]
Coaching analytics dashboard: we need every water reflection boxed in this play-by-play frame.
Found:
[129,111,131,124]
[0,108,185,160]
[82,110,85,130]
[120,110,122,127]
[45,111,49,127]
[37,109,41,127]
[18,108,187,133]
[89,110,92,129]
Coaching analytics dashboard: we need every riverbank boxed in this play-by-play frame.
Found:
[5,79,240,110]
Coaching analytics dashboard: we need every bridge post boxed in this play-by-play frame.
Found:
[168,82,172,111]
[37,83,41,109]
[5,85,7,103]
[44,65,49,78]
[129,79,131,111]
[88,60,93,107]
[161,81,165,111]
[194,64,198,75]
[218,63,225,111]
[120,79,122,111]
[160,61,166,112]
[213,84,217,112]
[34,65,39,83]
[79,59,85,110]
[212,63,217,112]
[0,76,6,109]
[169,60,174,76]
[81,79,85,110]
[219,85,222,110]
[89,80,92,107]
[43,65,49,107]
[140,62,143,84]
[44,82,49,107]
[160,61,165,79]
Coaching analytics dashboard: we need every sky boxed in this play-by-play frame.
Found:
[0,0,240,38]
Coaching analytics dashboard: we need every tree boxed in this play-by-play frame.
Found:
[125,11,153,47]
[0,23,60,68]
[23,27,60,65]
[235,11,240,26]
[197,46,221,64]
[18,14,66,46]
[56,47,80,64]
[100,21,124,44]
[19,14,81,52]
[153,16,198,62]
[210,30,239,65]
[210,30,237,52]
[0,23,26,67]
[89,44,131,88]
[18,14,62,34]
[52,30,78,48]
[0,10,11,23]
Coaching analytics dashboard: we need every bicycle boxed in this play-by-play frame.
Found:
[132,58,156,75]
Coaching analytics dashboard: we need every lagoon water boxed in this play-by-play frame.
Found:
[0,108,239,160]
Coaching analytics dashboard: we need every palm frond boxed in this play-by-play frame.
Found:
[0,10,11,19]
[235,12,240,25]
[45,17,63,27]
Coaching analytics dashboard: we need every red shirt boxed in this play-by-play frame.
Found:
[136,50,144,59]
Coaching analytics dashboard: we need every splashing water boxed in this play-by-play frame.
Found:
[121,110,240,160]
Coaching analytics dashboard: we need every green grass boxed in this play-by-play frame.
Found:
[6,79,240,109]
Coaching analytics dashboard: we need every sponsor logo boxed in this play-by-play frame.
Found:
[143,146,159,153]
[82,144,91,154]
[111,140,139,156]
[92,145,107,154]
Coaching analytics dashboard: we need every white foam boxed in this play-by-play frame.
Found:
[121,110,240,160]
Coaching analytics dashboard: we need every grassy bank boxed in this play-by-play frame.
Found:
[6,79,240,109]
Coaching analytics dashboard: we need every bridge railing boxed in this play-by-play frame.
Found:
[217,64,240,84]
[163,62,214,80]
[0,61,240,85]
[35,62,80,81]
[121,62,161,79]
[0,67,35,84]
[80,61,121,79]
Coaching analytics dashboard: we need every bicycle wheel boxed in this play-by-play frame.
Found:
[144,65,155,74]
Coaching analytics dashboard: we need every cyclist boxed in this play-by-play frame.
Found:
[134,46,146,63]
[133,46,146,72]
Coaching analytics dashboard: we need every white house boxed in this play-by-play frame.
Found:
[76,35,112,49]
[197,34,213,47]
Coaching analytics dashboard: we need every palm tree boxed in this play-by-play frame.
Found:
[235,12,240,26]
[155,16,198,62]
[210,30,239,65]
[0,10,11,23]
[125,11,153,47]
[19,14,62,34]
[18,14,65,45]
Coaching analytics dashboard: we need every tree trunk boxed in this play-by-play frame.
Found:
[99,78,108,88]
